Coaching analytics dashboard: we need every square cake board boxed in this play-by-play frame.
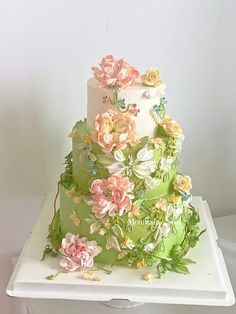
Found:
[6,193,235,306]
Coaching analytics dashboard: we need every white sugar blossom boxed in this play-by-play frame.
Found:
[167,203,183,218]
[159,222,171,237]
[106,235,121,252]
[159,156,175,173]
[173,206,184,217]
[145,177,161,190]
[144,221,172,252]
[98,147,157,183]
[174,134,185,153]
[137,146,155,161]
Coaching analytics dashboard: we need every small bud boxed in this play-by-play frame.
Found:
[143,273,152,281]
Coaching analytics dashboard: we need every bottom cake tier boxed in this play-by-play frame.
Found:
[60,185,187,265]
[44,180,204,276]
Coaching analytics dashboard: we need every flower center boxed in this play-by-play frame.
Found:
[104,189,114,198]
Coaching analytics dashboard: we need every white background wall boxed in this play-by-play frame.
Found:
[0,1,235,313]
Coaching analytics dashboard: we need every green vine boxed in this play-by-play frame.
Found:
[92,264,113,275]
[46,271,66,280]
[59,152,74,189]
[110,87,137,113]
[117,204,206,278]
[155,205,206,278]
[41,210,62,261]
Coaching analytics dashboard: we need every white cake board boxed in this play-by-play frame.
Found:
[6,193,235,306]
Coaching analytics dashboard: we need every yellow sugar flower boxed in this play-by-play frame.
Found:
[136,259,146,269]
[121,236,130,249]
[169,194,181,205]
[173,175,192,194]
[162,116,182,138]
[141,68,163,87]
[118,250,128,260]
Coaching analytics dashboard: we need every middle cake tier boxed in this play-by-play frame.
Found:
[70,119,183,201]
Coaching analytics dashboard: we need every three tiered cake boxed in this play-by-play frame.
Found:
[43,55,205,279]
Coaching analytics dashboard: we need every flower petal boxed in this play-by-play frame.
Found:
[90,221,101,234]
[98,153,116,166]
[107,162,125,175]
[106,235,121,251]
[114,150,126,162]
[137,147,155,161]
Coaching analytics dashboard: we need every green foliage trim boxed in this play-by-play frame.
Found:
[41,209,62,261]
[156,205,206,278]
[119,204,206,278]
[60,152,74,189]
[60,151,90,197]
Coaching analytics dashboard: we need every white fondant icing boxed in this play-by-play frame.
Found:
[87,78,166,138]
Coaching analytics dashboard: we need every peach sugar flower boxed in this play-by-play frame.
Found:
[60,233,102,272]
[90,175,134,218]
[93,109,138,151]
[150,137,164,148]
[92,55,140,88]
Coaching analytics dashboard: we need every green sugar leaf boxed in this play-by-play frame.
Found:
[90,221,101,234]
[48,210,63,251]
[139,136,149,147]
[174,264,190,274]
[180,258,196,265]
[112,224,124,239]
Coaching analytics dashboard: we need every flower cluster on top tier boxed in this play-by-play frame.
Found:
[92,109,138,152]
[92,55,140,88]
[60,233,102,272]
[89,175,134,218]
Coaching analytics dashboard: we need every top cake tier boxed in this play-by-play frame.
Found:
[87,55,166,139]
[87,77,166,138]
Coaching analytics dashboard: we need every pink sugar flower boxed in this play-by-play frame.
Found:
[90,175,134,218]
[59,233,102,272]
[92,55,140,88]
[93,109,138,152]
